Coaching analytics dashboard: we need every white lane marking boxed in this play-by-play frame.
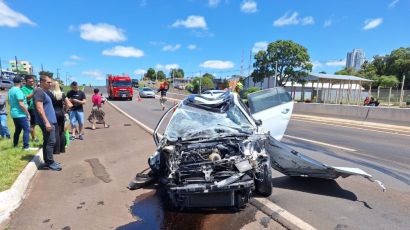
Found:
[251,198,317,230]
[291,118,410,138]
[284,135,357,152]
[107,100,155,134]
[107,99,314,230]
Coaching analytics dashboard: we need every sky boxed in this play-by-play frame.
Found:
[0,0,409,85]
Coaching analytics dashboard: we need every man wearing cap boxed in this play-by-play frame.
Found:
[66,81,86,140]
[8,76,31,150]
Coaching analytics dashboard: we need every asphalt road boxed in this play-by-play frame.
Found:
[109,92,410,230]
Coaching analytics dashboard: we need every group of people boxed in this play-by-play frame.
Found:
[363,97,380,106]
[0,74,107,171]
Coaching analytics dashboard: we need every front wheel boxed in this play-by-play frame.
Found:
[254,160,272,197]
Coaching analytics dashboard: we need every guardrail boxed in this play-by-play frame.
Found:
[293,103,410,126]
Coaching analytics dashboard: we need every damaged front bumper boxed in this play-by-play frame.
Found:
[166,176,254,209]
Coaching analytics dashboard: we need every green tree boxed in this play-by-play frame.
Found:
[334,67,358,76]
[191,76,215,93]
[39,70,54,78]
[376,75,399,88]
[170,68,184,78]
[251,40,312,86]
[319,71,327,74]
[145,68,156,81]
[202,73,214,80]
[157,70,166,81]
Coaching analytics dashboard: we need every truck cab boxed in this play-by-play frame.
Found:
[106,75,133,100]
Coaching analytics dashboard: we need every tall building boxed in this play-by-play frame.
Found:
[9,60,33,74]
[346,49,365,71]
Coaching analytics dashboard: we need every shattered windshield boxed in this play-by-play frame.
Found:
[165,103,254,141]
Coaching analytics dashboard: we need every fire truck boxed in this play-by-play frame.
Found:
[106,74,133,100]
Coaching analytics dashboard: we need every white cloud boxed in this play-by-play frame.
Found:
[162,44,181,52]
[79,23,126,42]
[252,41,268,53]
[82,70,105,81]
[301,16,314,25]
[240,0,258,14]
[324,20,332,28]
[0,1,35,27]
[187,44,197,50]
[171,15,207,30]
[363,18,383,30]
[63,61,76,67]
[102,46,144,58]
[134,69,147,75]
[208,0,220,7]
[311,61,323,70]
[200,60,234,69]
[155,64,180,71]
[325,59,346,67]
[70,55,82,60]
[149,41,165,46]
[388,0,399,8]
[273,11,314,27]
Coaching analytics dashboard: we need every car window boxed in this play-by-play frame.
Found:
[277,87,292,102]
[248,88,281,114]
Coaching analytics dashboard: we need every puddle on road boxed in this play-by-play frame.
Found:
[117,190,257,230]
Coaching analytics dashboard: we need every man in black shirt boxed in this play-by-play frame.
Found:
[66,81,86,140]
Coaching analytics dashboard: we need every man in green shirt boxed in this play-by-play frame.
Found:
[21,75,38,142]
[8,76,31,150]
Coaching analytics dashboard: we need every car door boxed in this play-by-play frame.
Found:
[262,135,385,190]
[247,87,293,141]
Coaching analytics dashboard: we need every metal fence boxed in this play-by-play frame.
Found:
[375,88,410,106]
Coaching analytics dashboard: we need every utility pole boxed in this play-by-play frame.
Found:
[240,49,244,77]
[199,71,202,94]
[274,61,278,87]
[41,64,44,72]
[56,68,60,80]
[399,74,406,107]
[0,57,3,77]
[65,72,69,86]
[15,56,18,73]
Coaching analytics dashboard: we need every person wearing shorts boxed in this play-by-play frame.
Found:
[66,81,86,140]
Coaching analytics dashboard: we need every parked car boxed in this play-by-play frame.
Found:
[0,79,13,90]
[128,87,384,209]
[139,87,155,98]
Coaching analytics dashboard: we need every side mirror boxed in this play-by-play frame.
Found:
[255,119,262,126]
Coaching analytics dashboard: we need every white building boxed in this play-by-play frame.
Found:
[9,60,33,74]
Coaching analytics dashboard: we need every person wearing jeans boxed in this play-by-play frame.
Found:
[8,76,31,149]
[0,94,11,139]
[34,75,61,171]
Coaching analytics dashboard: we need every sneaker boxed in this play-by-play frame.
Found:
[23,147,39,151]
[46,162,62,171]
[70,136,76,141]
[79,134,84,140]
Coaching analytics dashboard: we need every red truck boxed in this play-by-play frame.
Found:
[106,75,133,100]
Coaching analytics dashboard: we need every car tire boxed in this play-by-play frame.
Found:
[254,160,272,197]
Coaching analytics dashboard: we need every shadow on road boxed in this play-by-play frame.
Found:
[271,176,358,201]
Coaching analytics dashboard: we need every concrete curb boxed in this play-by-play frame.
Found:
[0,148,43,228]
[251,198,316,230]
[106,99,317,230]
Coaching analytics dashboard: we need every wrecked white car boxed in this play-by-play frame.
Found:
[129,88,384,209]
